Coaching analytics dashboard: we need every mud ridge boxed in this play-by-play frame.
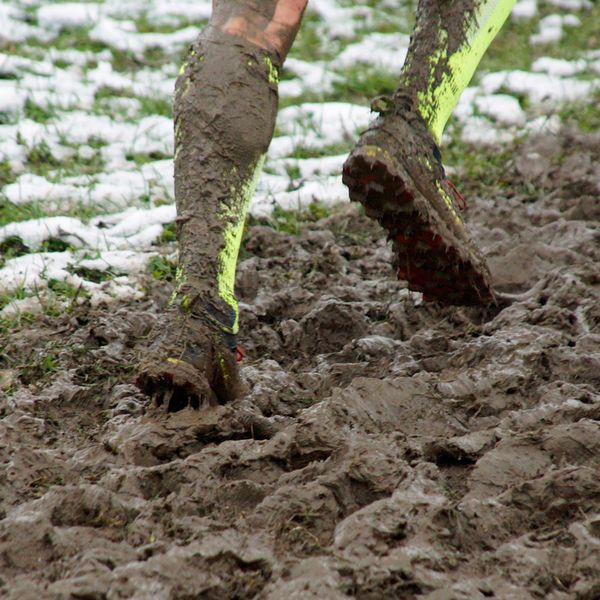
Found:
[1,130,600,598]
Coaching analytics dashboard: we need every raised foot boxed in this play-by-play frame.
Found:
[343,141,494,306]
[136,311,241,412]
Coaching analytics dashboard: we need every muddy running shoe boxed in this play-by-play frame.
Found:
[342,105,494,305]
[136,310,242,412]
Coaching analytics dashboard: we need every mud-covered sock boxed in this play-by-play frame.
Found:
[172,27,280,338]
[396,0,516,143]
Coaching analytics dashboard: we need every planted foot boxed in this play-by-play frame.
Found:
[136,310,242,412]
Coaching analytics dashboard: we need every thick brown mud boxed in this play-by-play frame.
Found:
[174,26,278,321]
[2,129,600,598]
[399,0,477,89]
[396,0,480,114]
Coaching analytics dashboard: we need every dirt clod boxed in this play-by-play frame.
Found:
[1,130,600,598]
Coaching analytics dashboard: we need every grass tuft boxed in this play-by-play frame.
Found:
[24,98,57,124]
[138,96,172,118]
[331,67,398,104]
[148,254,177,281]
[157,223,176,244]
[0,160,17,187]
[249,202,333,236]
[559,90,600,133]
[0,237,30,267]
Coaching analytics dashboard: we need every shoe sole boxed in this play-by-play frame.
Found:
[342,145,494,305]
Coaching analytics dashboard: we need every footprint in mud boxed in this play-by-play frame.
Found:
[296,299,369,354]
[3,129,600,599]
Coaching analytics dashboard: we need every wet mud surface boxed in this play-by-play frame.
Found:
[2,130,600,599]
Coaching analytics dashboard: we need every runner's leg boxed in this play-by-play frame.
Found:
[137,0,307,410]
[398,0,517,143]
[180,0,307,335]
[343,0,516,304]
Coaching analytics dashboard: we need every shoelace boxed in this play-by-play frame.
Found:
[235,345,246,362]
[446,179,468,211]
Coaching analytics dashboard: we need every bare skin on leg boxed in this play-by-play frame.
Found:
[213,0,307,57]
[136,0,306,412]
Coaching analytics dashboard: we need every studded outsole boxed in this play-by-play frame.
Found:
[342,145,494,306]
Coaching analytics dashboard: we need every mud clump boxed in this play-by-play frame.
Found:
[1,130,600,598]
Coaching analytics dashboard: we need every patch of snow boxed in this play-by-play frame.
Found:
[269,103,371,159]
[255,173,290,197]
[0,203,176,254]
[0,296,44,318]
[452,87,479,122]
[474,94,526,126]
[480,70,596,105]
[0,5,53,44]
[0,83,27,115]
[532,57,588,77]
[546,0,592,9]
[0,54,54,79]
[331,33,410,72]
[272,155,347,180]
[144,0,211,25]
[525,114,562,136]
[4,175,82,208]
[530,14,581,45]
[37,3,103,31]
[0,249,158,303]
[280,59,336,98]
[90,17,197,56]
[0,217,110,251]
[92,204,176,237]
[76,250,157,275]
[460,117,516,146]
[274,102,370,150]
[512,0,538,20]
[252,176,348,218]
[1,252,75,295]
[4,159,173,212]
[48,48,112,68]
[309,0,365,38]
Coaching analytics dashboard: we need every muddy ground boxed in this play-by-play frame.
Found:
[1,129,600,599]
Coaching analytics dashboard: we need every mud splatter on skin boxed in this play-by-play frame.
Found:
[136,27,281,406]
[2,129,600,598]
[211,0,307,58]
[174,27,279,330]
[400,0,477,87]
[174,0,307,331]
[139,2,310,407]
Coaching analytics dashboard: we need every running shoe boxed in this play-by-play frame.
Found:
[342,106,494,305]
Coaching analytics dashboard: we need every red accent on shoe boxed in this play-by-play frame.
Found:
[342,140,494,306]
[446,179,468,211]
[235,345,246,362]
[357,174,379,184]
[396,231,445,249]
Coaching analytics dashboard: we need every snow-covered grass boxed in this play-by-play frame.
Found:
[0,0,599,321]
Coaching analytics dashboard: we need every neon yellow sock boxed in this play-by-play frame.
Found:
[216,154,265,335]
[401,0,516,143]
